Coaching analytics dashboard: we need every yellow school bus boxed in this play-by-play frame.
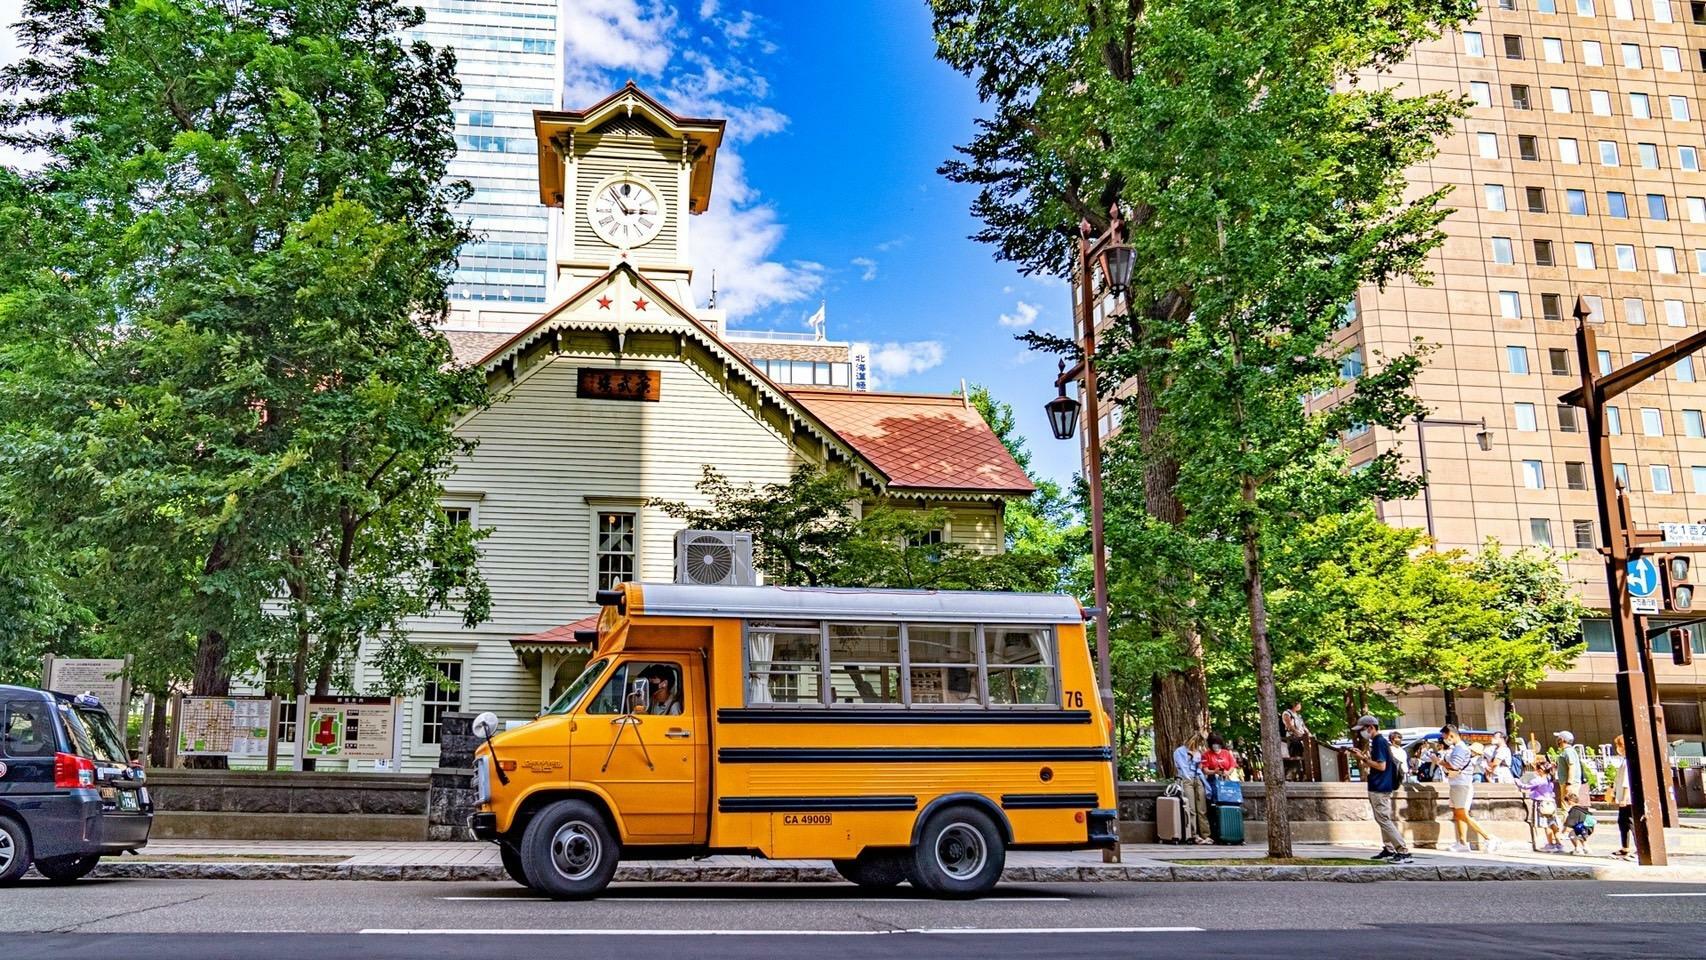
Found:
[468,582,1116,898]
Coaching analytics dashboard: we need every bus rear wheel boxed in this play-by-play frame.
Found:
[831,850,907,889]
[910,806,1004,898]
[519,800,619,899]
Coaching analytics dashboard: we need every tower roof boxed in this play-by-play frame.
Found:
[533,82,726,213]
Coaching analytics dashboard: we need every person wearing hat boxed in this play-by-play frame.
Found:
[1342,715,1412,863]
[1554,731,1586,806]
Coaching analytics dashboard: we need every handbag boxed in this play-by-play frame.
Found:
[1208,776,1244,805]
[1537,797,1558,817]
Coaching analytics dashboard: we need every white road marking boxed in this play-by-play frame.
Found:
[1605,892,1706,898]
[362,926,1203,936]
[434,896,1072,903]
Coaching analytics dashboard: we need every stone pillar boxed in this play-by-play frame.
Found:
[428,711,477,841]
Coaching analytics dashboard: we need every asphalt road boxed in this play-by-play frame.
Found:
[5,879,1705,959]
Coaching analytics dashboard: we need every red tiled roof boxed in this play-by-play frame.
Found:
[444,329,517,366]
[786,388,1035,495]
[510,614,599,647]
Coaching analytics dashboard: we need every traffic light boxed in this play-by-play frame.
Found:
[1663,555,1694,611]
[1672,627,1696,666]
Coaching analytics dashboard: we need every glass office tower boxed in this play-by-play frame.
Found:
[412,0,558,306]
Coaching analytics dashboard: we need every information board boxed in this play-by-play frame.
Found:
[295,696,400,764]
[175,696,275,758]
[42,656,130,726]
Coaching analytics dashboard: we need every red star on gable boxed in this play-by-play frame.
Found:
[633,297,649,312]
[596,295,613,310]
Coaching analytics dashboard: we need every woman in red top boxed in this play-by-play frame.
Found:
[1201,734,1238,778]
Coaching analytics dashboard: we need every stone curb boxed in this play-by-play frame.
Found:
[85,860,1706,883]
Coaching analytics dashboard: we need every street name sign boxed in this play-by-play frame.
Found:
[1661,522,1706,545]
[1628,556,1661,614]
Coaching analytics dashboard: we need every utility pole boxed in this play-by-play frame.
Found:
[1558,295,1706,865]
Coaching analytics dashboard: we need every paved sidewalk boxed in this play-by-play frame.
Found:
[87,836,1706,883]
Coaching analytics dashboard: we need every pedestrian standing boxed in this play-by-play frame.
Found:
[1609,734,1634,860]
[1282,701,1310,780]
[1438,725,1500,852]
[1171,734,1213,844]
[1485,732,1514,784]
[1344,715,1412,864]
[1554,731,1586,807]
[1387,732,1409,785]
[1523,760,1564,853]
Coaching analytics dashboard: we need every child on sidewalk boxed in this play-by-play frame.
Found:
[1522,759,1564,853]
[1564,789,1597,856]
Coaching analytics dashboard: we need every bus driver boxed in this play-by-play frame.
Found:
[640,664,682,716]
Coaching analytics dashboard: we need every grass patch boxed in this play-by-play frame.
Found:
[1172,857,1387,867]
[128,854,347,863]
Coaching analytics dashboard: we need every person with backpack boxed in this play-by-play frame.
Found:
[1486,731,1514,783]
[1343,715,1413,864]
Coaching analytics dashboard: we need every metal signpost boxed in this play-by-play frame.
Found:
[1558,295,1706,866]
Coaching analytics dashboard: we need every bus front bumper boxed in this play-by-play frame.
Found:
[470,811,499,841]
[1087,808,1120,848]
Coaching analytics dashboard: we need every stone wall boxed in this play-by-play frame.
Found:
[1117,780,1535,846]
[145,769,429,841]
[428,712,478,841]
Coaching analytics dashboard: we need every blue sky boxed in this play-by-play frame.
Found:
[560,1,1079,487]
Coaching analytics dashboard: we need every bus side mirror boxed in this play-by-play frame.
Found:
[472,712,500,739]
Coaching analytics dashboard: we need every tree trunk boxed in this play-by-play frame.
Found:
[146,692,170,768]
[1127,340,1210,772]
[1240,474,1291,858]
[1442,687,1459,727]
[1501,682,1518,736]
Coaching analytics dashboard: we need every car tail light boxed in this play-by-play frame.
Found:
[54,752,95,789]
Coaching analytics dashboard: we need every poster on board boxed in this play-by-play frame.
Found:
[175,696,275,758]
[295,695,401,766]
[42,656,131,727]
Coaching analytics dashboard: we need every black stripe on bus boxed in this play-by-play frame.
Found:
[716,747,1113,764]
[1000,793,1101,809]
[717,795,918,813]
[717,708,1093,725]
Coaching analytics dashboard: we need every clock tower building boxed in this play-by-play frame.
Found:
[532,83,725,310]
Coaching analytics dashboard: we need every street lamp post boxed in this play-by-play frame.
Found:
[1046,212,1132,861]
[1413,413,1493,728]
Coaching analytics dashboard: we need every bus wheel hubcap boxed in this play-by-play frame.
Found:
[551,822,600,881]
[936,823,986,880]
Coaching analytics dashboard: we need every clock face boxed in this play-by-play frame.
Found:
[589,178,665,247]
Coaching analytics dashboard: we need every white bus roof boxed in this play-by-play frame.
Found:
[630,583,1085,625]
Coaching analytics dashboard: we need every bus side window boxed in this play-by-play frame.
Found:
[985,627,1057,705]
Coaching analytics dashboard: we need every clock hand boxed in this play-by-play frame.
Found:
[607,188,632,215]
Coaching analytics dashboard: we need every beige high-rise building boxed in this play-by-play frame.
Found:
[1082,0,1706,753]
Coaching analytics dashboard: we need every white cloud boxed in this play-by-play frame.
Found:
[851,257,878,281]
[698,0,720,17]
[875,236,908,253]
[860,340,946,388]
[998,301,1040,328]
[560,1,677,105]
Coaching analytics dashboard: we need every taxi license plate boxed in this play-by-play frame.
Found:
[117,790,140,812]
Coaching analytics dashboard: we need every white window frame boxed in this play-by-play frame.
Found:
[1485,184,1508,211]
[1544,37,1566,63]
[1515,403,1539,432]
[1591,89,1614,115]
[1672,96,1691,121]
[1643,407,1665,436]
[1464,31,1485,56]
[1523,459,1547,489]
[1583,41,1604,66]
[1652,464,1675,494]
[1559,137,1580,164]
[1499,291,1522,318]
[418,655,471,749]
[1666,300,1688,326]
[1657,246,1679,274]
[585,497,645,600]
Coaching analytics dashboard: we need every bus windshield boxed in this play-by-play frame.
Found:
[543,658,610,716]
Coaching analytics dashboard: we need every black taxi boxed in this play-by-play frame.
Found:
[0,684,151,883]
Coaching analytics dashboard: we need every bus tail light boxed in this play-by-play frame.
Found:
[54,752,95,789]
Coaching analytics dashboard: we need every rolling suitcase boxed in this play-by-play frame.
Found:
[1209,802,1245,845]
[1156,792,1187,844]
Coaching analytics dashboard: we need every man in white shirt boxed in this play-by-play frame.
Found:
[1440,725,1499,853]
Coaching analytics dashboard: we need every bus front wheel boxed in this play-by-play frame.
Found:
[831,850,907,888]
[910,806,1005,898]
[519,799,619,899]
[499,843,530,888]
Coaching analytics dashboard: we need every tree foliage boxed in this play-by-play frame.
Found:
[0,0,489,713]
[1466,540,1589,730]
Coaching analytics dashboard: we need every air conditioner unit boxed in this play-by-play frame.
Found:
[673,530,757,586]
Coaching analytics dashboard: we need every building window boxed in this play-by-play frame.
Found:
[1523,136,1544,161]
[420,659,463,746]
[1499,290,1523,318]
[1471,81,1493,107]
[1584,295,1605,322]
[1668,300,1690,327]
[1532,239,1554,265]
[1544,37,1566,62]
[1564,188,1586,214]
[1607,191,1629,217]
[1608,404,1623,434]
[1530,518,1554,547]
[1656,0,1676,19]
[1643,407,1665,436]
[1683,146,1702,171]
[1575,242,1598,268]
[1639,142,1661,168]
[1486,183,1508,211]
[1574,520,1597,549]
[1515,402,1539,432]
[1698,249,1706,275]
[1542,293,1565,321]
[1549,348,1572,375]
[1523,459,1547,489]
[1689,197,1706,222]
[1685,409,1705,437]
[1513,84,1534,110]
[1616,0,1635,15]
[1504,34,1525,58]
[1477,132,1500,159]
[1591,89,1614,115]
[1615,244,1637,270]
[1578,0,1596,13]
[1465,31,1485,56]
[1600,140,1621,166]
[1672,96,1692,121]
[595,510,638,593]
[1584,40,1605,65]
[1492,237,1514,264]
[1614,462,1630,488]
[1624,298,1647,324]
[1558,404,1581,432]
[1657,246,1679,273]
[1507,345,1531,374]
[1653,464,1675,493]
[1566,461,1590,489]
[1623,42,1644,68]
[1694,465,1706,494]
[1341,346,1366,378]
[1649,194,1670,220]
[1662,46,1682,71]
[1679,357,1697,383]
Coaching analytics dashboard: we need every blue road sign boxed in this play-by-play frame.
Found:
[1628,556,1660,597]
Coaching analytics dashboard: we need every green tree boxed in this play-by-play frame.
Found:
[0,0,489,742]
[1466,540,1589,735]
[963,384,1086,590]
